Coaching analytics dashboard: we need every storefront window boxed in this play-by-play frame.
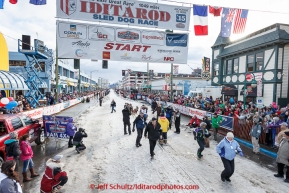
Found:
[214,63,219,75]
[256,52,263,71]
[233,58,239,73]
[247,55,254,72]
[227,60,232,74]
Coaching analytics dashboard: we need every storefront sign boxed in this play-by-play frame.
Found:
[57,21,189,64]
[56,0,191,31]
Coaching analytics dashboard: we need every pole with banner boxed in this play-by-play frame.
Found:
[173,65,179,75]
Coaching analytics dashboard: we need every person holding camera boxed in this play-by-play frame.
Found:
[73,128,88,153]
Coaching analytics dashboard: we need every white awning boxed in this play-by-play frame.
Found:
[0,71,29,90]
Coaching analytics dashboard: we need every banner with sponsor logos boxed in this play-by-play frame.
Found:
[56,0,191,31]
[43,116,71,139]
[57,21,189,64]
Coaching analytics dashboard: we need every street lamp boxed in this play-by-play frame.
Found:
[243,73,257,110]
[90,70,98,91]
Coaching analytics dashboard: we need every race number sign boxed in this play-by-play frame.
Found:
[57,21,189,64]
[57,0,191,31]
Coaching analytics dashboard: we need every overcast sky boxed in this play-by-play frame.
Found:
[0,0,288,83]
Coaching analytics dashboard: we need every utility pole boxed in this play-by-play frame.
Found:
[147,62,149,93]
[78,65,81,93]
[55,33,59,102]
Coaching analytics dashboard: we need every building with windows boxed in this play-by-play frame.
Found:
[211,23,289,106]
[98,78,109,89]
[9,52,98,94]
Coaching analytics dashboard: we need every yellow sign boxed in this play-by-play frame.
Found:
[0,32,9,71]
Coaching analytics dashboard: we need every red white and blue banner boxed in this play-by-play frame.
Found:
[193,5,208,35]
[57,21,189,64]
[56,0,191,31]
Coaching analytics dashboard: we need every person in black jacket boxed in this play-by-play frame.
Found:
[174,109,181,134]
[193,122,211,158]
[99,96,103,106]
[151,100,157,113]
[73,128,88,153]
[144,117,163,159]
[4,132,21,172]
[203,116,212,148]
[122,106,131,135]
[111,99,116,113]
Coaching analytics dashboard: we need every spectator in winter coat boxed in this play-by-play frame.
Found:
[0,160,22,193]
[151,100,157,113]
[249,118,262,154]
[216,132,243,182]
[187,115,201,128]
[276,122,289,147]
[4,132,21,172]
[122,106,131,135]
[144,118,163,159]
[66,118,77,148]
[212,113,222,141]
[165,106,174,129]
[274,131,289,183]
[156,104,162,120]
[269,116,282,148]
[174,109,181,134]
[110,99,116,113]
[40,155,68,193]
[20,134,39,182]
[133,112,146,147]
[158,114,170,145]
[203,116,212,148]
[73,128,88,154]
[193,122,210,158]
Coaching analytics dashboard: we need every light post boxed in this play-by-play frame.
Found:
[165,29,173,102]
[90,70,98,91]
[243,73,257,110]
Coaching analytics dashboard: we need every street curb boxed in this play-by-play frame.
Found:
[234,137,277,158]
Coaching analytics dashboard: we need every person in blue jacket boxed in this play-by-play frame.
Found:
[133,112,146,147]
[165,106,174,129]
[66,118,77,148]
[216,132,244,182]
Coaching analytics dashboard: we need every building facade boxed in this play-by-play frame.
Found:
[211,23,289,107]
[9,52,98,94]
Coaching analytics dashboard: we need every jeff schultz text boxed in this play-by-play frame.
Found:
[90,183,199,190]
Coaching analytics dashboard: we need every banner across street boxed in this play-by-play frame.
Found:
[56,0,191,31]
[57,21,189,64]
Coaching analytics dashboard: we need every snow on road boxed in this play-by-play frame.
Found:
[28,92,289,193]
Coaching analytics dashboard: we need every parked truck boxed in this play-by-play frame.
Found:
[186,86,222,100]
[0,114,44,164]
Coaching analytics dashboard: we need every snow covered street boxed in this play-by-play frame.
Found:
[27,91,289,193]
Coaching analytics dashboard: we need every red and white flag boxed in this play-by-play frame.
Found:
[233,9,249,34]
[209,6,222,16]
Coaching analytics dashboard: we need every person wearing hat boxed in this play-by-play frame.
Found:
[158,113,169,145]
[40,155,68,193]
[274,131,289,183]
[249,118,262,154]
[73,128,88,153]
[144,117,163,159]
[122,105,132,135]
[193,122,211,158]
[133,112,146,147]
[216,132,243,182]
[212,112,222,141]
[174,109,181,134]
[276,122,289,147]
[4,132,21,172]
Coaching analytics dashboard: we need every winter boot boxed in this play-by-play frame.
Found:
[29,168,39,178]
[164,139,167,144]
[22,171,32,182]
[159,139,163,145]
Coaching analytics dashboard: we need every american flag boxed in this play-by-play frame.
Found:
[233,9,249,34]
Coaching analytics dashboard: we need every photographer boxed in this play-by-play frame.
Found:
[73,128,88,153]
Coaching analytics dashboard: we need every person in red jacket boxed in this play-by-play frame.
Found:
[187,115,201,128]
[40,155,68,193]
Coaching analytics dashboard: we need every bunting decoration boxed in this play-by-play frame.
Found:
[30,0,46,5]
[193,5,208,35]
[0,0,4,9]
[233,9,249,34]
[220,8,236,37]
[9,0,17,4]
[209,6,222,16]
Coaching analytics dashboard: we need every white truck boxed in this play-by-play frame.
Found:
[186,86,222,100]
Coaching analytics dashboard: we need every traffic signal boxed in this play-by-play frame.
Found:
[122,70,125,76]
[74,59,80,69]
[137,72,141,77]
[102,60,108,69]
